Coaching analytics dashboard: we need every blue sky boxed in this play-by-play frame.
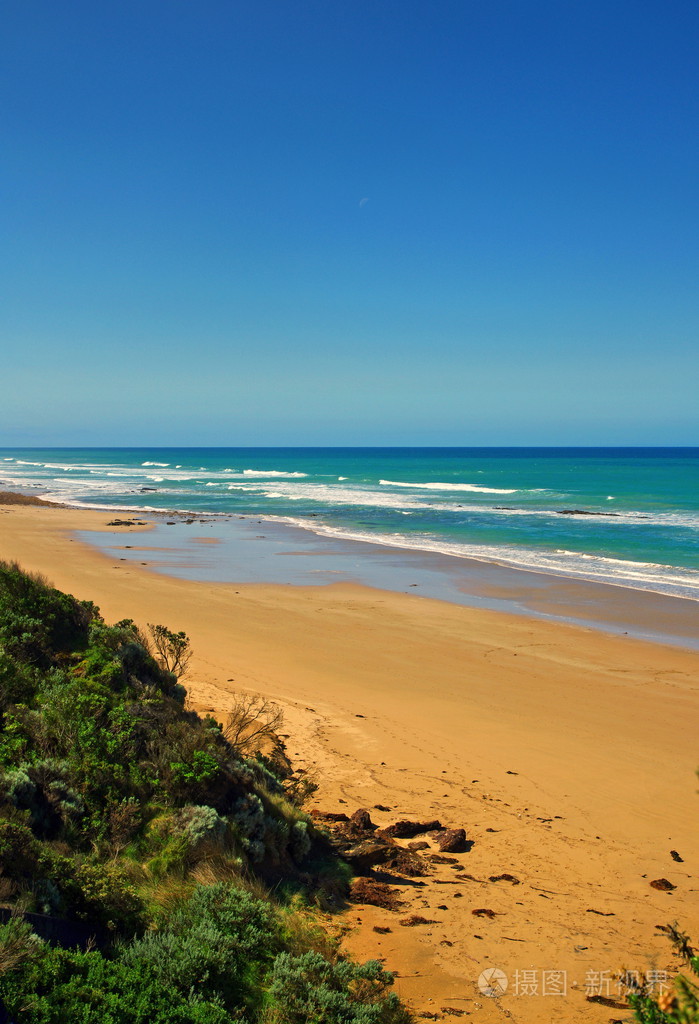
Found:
[2,1,697,445]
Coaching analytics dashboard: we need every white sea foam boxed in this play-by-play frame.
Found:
[555,549,665,568]
[215,478,699,527]
[380,479,517,494]
[3,460,699,530]
[141,461,170,467]
[241,469,308,478]
[267,516,699,600]
[225,481,424,509]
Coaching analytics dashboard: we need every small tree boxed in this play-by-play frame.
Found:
[146,624,191,679]
[224,694,283,757]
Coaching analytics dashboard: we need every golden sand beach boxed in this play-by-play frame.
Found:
[1,498,697,1021]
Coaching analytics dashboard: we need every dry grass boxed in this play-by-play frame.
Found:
[0,915,38,976]
[140,876,195,918]
[189,855,247,888]
[279,896,339,959]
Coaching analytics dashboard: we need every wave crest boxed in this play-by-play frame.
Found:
[379,479,517,494]
[242,469,308,478]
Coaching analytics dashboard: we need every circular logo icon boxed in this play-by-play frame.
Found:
[478,967,508,998]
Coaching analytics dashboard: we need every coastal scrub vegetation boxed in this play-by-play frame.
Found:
[0,560,409,1023]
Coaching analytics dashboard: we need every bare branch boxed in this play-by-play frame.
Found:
[223,693,284,757]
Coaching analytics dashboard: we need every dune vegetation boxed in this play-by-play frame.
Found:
[0,560,409,1023]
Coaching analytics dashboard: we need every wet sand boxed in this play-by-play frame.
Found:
[1,499,698,1021]
[79,511,699,648]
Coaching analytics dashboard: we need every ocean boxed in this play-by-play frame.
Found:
[1,447,698,602]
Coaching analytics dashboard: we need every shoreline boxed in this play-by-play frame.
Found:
[1,498,698,1019]
[39,492,699,605]
[72,502,699,650]
[2,446,698,608]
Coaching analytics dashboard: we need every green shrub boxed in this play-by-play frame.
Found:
[0,759,85,840]
[176,805,228,850]
[177,883,281,958]
[120,924,241,1004]
[290,821,311,863]
[121,883,281,1011]
[266,951,409,1024]
[169,751,223,798]
[231,794,267,862]
[0,650,39,711]
[65,860,144,933]
[0,561,95,667]
[0,939,237,1023]
[0,817,43,878]
[0,766,35,806]
[0,821,144,930]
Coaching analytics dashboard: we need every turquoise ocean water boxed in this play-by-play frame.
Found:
[1,447,698,601]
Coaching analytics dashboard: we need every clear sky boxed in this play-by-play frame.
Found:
[2,1,698,446]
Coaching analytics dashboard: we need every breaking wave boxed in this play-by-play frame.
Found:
[380,479,517,494]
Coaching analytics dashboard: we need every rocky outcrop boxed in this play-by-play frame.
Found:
[312,809,429,876]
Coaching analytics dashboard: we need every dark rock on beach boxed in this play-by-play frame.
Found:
[350,808,376,830]
[342,840,394,872]
[650,878,676,892]
[310,809,349,822]
[436,828,468,853]
[314,808,429,876]
[379,819,443,839]
[349,878,401,910]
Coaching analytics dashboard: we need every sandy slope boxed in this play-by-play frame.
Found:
[1,501,697,1021]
